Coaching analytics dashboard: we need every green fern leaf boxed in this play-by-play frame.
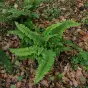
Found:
[8,30,25,39]
[7,8,29,19]
[37,47,44,56]
[15,22,44,43]
[0,50,12,72]
[10,46,37,57]
[43,20,80,39]
[43,23,61,39]
[44,34,58,41]
[51,20,80,38]
[34,50,56,83]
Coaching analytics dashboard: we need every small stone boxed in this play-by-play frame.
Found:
[14,3,18,9]
[1,70,5,73]
[72,36,76,41]
[41,80,48,87]
[77,29,81,32]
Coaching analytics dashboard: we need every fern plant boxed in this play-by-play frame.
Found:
[9,20,80,83]
[0,50,12,72]
[0,0,41,22]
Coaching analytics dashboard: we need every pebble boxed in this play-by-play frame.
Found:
[41,80,48,87]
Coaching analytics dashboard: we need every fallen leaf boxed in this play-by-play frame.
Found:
[72,79,78,87]
[16,82,21,88]
[41,80,48,87]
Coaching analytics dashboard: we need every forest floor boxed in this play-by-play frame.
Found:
[0,0,88,88]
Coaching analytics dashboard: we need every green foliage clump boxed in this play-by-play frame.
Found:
[0,0,41,22]
[38,0,61,20]
[72,49,88,68]
[0,50,12,72]
[65,39,88,69]
[9,20,80,83]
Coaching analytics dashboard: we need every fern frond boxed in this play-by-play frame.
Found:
[8,30,25,39]
[37,47,44,56]
[43,23,61,38]
[15,22,44,43]
[51,20,80,38]
[10,46,37,57]
[34,50,56,84]
[44,34,58,41]
[43,20,80,39]
[0,50,12,72]
[7,9,28,19]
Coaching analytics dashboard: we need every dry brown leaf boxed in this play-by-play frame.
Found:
[76,69,83,80]
[79,30,86,36]
[56,82,63,88]
[62,77,69,83]
[70,71,75,78]
[79,30,88,42]
[72,79,78,87]
[16,82,21,88]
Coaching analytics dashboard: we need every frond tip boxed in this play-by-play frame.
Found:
[15,22,43,43]
[44,20,80,39]
[10,46,37,57]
